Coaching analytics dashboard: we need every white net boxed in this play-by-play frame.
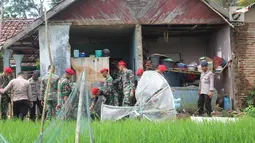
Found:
[34,71,93,143]
[101,71,177,121]
[0,133,8,143]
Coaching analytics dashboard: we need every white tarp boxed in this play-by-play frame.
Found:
[39,24,71,77]
[101,71,176,121]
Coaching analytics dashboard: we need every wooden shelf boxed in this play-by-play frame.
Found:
[170,69,201,75]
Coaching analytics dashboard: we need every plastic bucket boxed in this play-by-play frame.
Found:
[73,50,79,58]
[224,96,230,110]
[95,50,102,57]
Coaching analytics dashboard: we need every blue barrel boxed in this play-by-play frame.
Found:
[224,96,230,110]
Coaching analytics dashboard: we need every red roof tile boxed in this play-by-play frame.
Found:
[0,19,34,45]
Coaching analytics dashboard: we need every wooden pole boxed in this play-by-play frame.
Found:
[0,0,3,120]
[39,7,54,143]
[75,71,85,143]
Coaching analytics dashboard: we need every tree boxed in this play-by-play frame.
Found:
[3,0,43,18]
[239,0,255,6]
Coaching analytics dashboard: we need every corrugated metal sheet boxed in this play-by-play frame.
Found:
[51,0,225,25]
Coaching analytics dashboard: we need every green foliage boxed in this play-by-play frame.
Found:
[245,90,255,106]
[2,0,59,18]
[244,105,255,117]
[35,59,40,70]
[1,119,255,143]
[239,0,255,6]
[3,0,42,18]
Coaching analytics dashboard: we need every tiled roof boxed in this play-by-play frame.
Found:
[0,19,34,45]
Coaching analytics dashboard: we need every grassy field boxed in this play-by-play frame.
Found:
[0,118,254,143]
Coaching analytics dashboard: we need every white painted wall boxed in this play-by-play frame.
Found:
[145,36,208,64]
[207,26,232,96]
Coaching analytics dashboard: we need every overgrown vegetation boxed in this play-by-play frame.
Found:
[244,89,255,117]
[0,119,255,143]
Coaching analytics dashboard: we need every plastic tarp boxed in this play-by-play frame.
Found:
[101,71,176,121]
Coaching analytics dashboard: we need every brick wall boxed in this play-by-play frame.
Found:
[233,23,255,108]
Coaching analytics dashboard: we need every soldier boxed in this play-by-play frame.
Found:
[112,64,124,106]
[156,65,167,74]
[89,86,119,111]
[0,67,13,120]
[136,68,144,82]
[40,65,59,120]
[28,70,42,121]
[156,65,175,92]
[100,68,119,105]
[118,61,135,106]
[56,68,75,111]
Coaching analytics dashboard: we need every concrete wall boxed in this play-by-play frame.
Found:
[207,26,232,96]
[245,7,255,23]
[144,36,208,64]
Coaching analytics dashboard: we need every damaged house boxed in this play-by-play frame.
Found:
[1,0,254,110]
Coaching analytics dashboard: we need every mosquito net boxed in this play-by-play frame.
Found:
[101,71,177,121]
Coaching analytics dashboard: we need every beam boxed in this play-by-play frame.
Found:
[2,0,77,49]
[9,46,37,50]
[13,54,24,76]
[135,24,143,69]
[3,49,13,68]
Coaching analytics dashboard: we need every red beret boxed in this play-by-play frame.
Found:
[157,65,167,72]
[118,61,126,66]
[65,68,75,75]
[91,87,99,95]
[4,67,12,73]
[136,68,144,76]
[100,68,108,73]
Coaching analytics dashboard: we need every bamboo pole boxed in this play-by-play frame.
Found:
[0,0,3,119]
[84,71,94,143]
[39,7,54,143]
[75,71,85,143]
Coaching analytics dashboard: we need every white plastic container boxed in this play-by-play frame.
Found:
[74,50,79,58]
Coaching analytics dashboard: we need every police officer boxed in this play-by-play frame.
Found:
[198,60,214,117]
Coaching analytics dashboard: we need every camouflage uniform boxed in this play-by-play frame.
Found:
[0,74,11,120]
[121,69,135,106]
[40,73,59,119]
[92,86,119,106]
[57,77,72,109]
[102,75,119,106]
[112,70,124,106]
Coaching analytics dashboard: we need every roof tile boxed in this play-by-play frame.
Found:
[0,19,34,45]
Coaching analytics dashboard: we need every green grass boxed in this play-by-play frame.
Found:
[0,118,255,143]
